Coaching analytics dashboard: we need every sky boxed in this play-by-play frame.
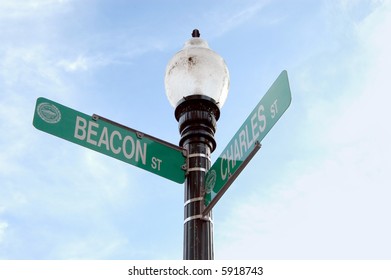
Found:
[0,0,390,260]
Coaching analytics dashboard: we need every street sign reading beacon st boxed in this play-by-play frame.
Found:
[203,70,292,215]
[33,97,186,183]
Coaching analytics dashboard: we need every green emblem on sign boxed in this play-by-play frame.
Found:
[205,170,216,194]
[37,102,61,124]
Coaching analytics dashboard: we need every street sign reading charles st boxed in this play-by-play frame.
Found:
[203,70,292,214]
[33,97,186,183]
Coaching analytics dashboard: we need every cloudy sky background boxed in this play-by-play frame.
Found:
[1,0,390,259]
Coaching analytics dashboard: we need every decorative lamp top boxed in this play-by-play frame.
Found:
[165,29,230,108]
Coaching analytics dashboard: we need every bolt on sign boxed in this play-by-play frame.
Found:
[203,70,292,214]
[33,97,186,183]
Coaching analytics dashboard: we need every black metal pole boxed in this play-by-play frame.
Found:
[175,95,220,260]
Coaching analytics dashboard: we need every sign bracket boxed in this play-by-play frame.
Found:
[92,114,184,154]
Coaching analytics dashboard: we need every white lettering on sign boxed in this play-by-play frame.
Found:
[258,104,266,132]
[74,116,147,165]
[151,157,162,171]
[123,136,135,159]
[219,103,270,181]
[98,127,109,150]
[74,116,87,140]
[87,121,99,145]
[218,99,282,180]
[110,130,122,154]
[271,99,278,119]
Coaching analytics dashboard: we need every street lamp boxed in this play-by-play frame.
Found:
[165,29,230,260]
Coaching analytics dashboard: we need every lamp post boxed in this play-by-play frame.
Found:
[165,29,229,260]
[34,26,291,261]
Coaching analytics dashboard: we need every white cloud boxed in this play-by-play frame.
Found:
[55,234,128,259]
[0,46,75,176]
[0,141,139,258]
[223,2,267,30]
[0,204,8,245]
[78,150,135,205]
[0,0,72,19]
[217,139,391,258]
[216,0,391,259]
[206,1,270,37]
[0,46,72,96]
[0,222,8,244]
[58,55,89,72]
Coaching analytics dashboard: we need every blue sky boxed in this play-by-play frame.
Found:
[0,0,390,260]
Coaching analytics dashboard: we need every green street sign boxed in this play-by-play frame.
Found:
[33,97,186,183]
[203,70,292,214]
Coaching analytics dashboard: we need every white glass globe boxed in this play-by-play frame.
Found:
[165,36,229,108]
